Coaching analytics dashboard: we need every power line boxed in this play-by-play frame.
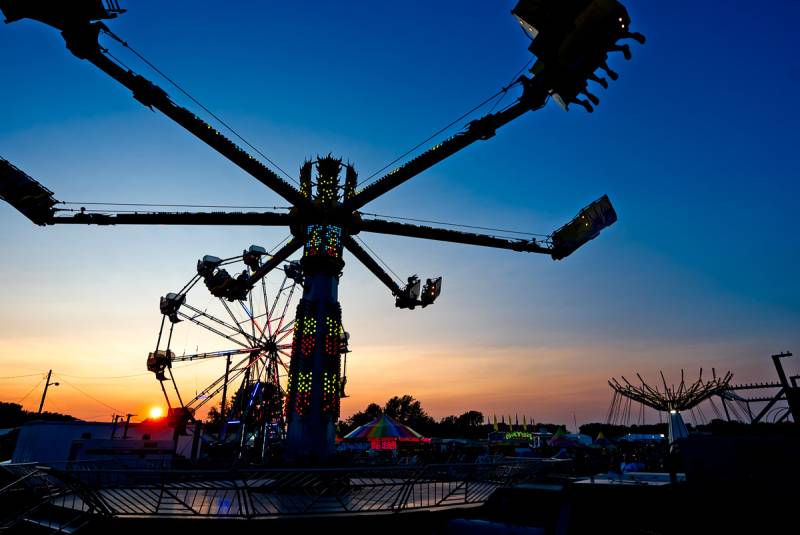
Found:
[55,360,215,381]
[53,375,123,414]
[56,372,151,380]
[100,28,298,186]
[17,376,45,405]
[360,212,550,238]
[0,373,46,380]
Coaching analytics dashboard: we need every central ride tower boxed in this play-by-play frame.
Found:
[285,155,355,462]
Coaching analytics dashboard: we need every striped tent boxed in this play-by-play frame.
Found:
[343,415,423,450]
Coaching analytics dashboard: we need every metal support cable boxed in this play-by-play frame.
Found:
[488,58,534,115]
[360,58,535,189]
[353,235,403,284]
[359,86,508,187]
[100,28,298,185]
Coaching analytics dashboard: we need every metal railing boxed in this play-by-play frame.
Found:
[0,463,105,532]
[1,459,564,520]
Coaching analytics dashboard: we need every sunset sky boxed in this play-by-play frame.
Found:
[1,1,798,427]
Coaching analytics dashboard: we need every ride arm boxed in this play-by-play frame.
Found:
[2,155,294,226]
[343,77,549,211]
[342,235,403,297]
[243,236,304,289]
[49,210,292,226]
[357,218,552,255]
[29,18,304,205]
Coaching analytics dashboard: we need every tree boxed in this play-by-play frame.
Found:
[384,395,435,433]
[457,410,484,428]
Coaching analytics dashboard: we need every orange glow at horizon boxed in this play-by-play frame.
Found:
[0,335,775,427]
[148,406,164,419]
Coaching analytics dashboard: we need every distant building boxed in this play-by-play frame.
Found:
[12,420,197,465]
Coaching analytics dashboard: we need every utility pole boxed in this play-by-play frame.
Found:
[37,369,59,414]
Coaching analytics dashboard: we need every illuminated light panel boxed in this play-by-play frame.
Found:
[305,225,343,259]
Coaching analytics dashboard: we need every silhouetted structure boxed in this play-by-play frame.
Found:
[721,351,799,423]
[609,369,732,443]
[0,0,644,462]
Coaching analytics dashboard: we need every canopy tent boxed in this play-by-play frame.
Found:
[548,429,590,448]
[589,431,615,450]
[343,415,424,450]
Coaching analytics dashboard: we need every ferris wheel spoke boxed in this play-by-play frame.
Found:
[266,276,287,330]
[181,302,256,345]
[272,277,297,336]
[277,318,295,331]
[219,298,259,345]
[275,327,294,345]
[260,276,277,339]
[186,355,253,411]
[276,355,291,373]
[177,311,252,349]
[248,288,257,341]
[238,299,268,341]
[171,347,257,363]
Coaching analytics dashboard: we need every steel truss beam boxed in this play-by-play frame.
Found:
[358,218,551,255]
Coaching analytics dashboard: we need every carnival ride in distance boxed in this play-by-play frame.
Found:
[0,0,645,462]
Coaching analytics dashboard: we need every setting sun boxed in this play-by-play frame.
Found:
[148,406,164,420]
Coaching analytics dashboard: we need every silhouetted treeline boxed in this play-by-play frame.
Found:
[337,395,567,439]
[0,402,76,428]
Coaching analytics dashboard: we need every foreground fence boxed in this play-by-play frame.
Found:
[1,459,565,523]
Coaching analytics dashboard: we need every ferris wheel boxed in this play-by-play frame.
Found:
[146,244,311,458]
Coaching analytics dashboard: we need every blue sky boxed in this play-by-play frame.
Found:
[0,1,798,424]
